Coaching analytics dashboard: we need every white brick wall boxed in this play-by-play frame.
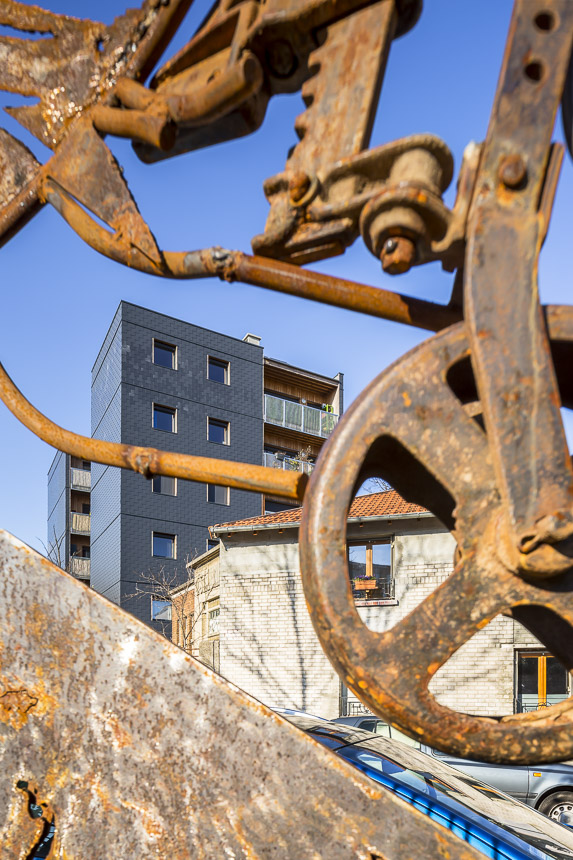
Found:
[216,518,542,719]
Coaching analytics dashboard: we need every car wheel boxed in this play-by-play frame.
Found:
[539,791,573,824]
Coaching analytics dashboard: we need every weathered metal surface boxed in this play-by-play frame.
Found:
[0,530,485,859]
[301,306,573,765]
[0,0,193,246]
[1,0,573,808]
[464,0,573,579]
[299,0,573,764]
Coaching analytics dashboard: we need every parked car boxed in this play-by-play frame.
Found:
[334,715,573,824]
[286,715,573,860]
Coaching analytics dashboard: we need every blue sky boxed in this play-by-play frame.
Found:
[1,0,572,552]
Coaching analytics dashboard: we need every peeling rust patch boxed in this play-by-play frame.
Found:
[0,689,38,730]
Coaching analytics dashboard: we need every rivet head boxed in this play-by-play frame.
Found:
[499,154,527,189]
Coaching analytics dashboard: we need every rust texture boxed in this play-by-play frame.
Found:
[1,0,573,842]
[300,0,573,765]
[0,531,485,859]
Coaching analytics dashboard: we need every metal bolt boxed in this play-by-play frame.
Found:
[499,154,527,189]
[380,236,416,275]
[289,172,312,204]
[265,40,296,79]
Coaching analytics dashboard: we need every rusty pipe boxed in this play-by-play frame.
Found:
[0,360,306,501]
[222,252,462,332]
[43,179,461,332]
[92,105,176,151]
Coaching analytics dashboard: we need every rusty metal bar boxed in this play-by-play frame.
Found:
[464,0,573,577]
[41,179,462,331]
[223,251,462,331]
[0,360,306,501]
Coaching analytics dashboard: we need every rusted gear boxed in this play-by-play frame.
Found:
[300,307,573,766]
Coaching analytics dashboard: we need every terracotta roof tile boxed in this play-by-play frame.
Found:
[212,490,428,531]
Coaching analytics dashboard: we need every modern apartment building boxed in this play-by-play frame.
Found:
[262,357,343,514]
[88,302,342,630]
[47,452,91,582]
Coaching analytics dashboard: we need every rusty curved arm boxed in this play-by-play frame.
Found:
[43,178,461,332]
[0,360,306,501]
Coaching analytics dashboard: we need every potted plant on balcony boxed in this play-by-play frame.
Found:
[353,578,377,590]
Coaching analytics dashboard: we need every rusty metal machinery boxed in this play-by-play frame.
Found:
[3,0,573,854]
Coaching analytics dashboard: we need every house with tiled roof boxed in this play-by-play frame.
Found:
[171,491,567,720]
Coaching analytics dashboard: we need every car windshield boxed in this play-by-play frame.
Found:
[334,737,573,860]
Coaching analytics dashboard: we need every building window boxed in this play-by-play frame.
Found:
[207,484,229,505]
[151,598,172,621]
[208,604,220,637]
[153,403,176,432]
[347,541,393,604]
[207,417,229,445]
[264,499,298,515]
[152,532,176,558]
[152,475,177,496]
[207,356,229,384]
[207,538,219,551]
[153,339,176,369]
[515,650,569,712]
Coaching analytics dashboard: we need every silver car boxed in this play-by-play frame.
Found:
[334,715,573,823]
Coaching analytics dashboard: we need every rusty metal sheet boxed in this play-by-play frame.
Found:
[0,530,485,859]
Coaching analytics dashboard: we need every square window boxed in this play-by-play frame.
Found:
[153,404,176,432]
[153,340,176,369]
[207,484,229,505]
[152,532,176,558]
[208,605,220,637]
[207,356,229,384]
[152,475,177,496]
[207,538,219,551]
[207,417,229,444]
[348,541,393,603]
[151,598,172,621]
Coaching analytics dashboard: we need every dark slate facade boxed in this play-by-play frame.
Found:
[47,450,68,564]
[91,302,263,629]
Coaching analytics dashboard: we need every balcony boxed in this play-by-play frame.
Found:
[264,394,338,439]
[264,451,314,475]
[71,557,90,579]
[71,467,91,491]
[70,512,90,534]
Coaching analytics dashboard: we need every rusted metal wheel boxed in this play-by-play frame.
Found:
[300,306,573,765]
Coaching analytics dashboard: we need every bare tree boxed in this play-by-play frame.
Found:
[126,557,219,657]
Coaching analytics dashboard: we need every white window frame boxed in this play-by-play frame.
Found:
[207,416,230,445]
[152,531,177,559]
[152,338,177,370]
[151,475,178,496]
[206,484,230,505]
[207,355,230,385]
[152,402,177,433]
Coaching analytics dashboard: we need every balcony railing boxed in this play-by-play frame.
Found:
[514,696,568,713]
[263,452,314,474]
[70,467,91,491]
[71,557,90,579]
[70,512,90,534]
[264,394,338,439]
